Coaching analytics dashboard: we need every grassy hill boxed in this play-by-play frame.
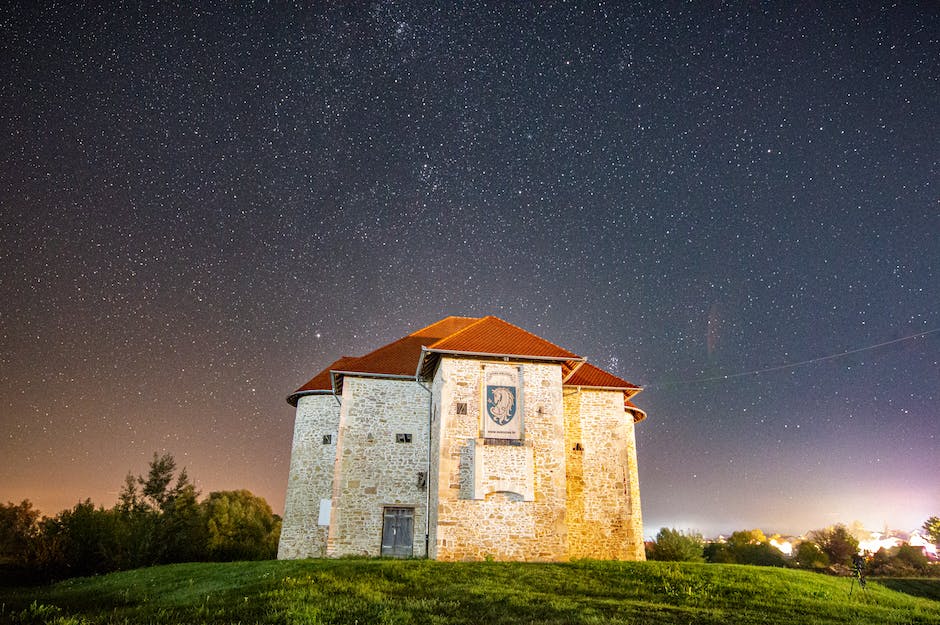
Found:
[1,559,937,624]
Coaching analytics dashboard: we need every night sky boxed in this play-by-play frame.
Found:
[2,3,937,538]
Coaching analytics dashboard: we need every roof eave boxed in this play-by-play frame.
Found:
[564,384,643,392]
[286,389,334,407]
[627,407,647,423]
[330,370,416,380]
[426,348,584,363]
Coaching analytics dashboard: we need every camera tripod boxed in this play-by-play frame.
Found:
[848,555,867,596]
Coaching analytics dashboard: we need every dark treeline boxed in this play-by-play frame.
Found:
[646,523,940,578]
[0,453,280,584]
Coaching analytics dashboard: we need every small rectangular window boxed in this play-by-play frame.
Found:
[322,434,332,445]
[455,402,467,415]
[396,433,412,443]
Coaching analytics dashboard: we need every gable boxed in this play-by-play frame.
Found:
[288,315,645,422]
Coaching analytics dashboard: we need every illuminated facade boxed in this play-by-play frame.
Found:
[278,316,647,561]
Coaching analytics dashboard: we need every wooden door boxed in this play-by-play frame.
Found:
[381,507,414,557]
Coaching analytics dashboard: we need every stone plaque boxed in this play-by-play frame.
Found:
[482,365,523,439]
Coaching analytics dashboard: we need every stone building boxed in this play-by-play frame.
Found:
[278,316,647,561]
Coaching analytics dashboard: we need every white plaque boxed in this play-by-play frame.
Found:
[481,365,523,439]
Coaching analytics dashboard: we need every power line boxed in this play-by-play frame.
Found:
[644,327,940,390]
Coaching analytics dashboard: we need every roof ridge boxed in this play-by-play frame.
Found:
[424,315,582,360]
[410,315,481,338]
[343,319,447,363]
[484,315,581,358]
[425,315,492,348]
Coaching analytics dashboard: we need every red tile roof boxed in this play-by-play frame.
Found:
[427,316,579,360]
[338,316,480,377]
[287,356,359,405]
[624,399,647,423]
[289,315,645,423]
[563,362,640,391]
[288,317,480,405]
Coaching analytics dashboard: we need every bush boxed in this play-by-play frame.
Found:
[704,530,787,567]
[868,544,931,577]
[794,540,829,569]
[647,528,705,562]
[204,490,281,561]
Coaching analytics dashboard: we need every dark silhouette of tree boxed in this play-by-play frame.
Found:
[40,500,125,578]
[810,525,859,566]
[923,516,940,547]
[2,452,280,582]
[0,500,40,567]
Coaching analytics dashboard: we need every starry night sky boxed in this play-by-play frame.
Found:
[2,3,937,538]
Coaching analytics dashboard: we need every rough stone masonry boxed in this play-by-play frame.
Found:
[278,316,647,562]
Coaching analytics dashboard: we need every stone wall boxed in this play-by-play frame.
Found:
[431,358,568,561]
[564,387,645,560]
[277,393,340,559]
[327,376,431,557]
[280,360,646,563]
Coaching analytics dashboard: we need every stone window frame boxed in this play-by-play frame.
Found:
[395,433,413,443]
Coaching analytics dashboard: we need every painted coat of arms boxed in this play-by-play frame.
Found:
[486,385,516,426]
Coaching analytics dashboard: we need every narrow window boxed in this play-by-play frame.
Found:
[396,433,413,443]
[322,434,332,445]
[455,402,468,415]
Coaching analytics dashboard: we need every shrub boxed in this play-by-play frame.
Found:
[204,490,281,561]
[868,544,931,577]
[794,540,829,569]
[647,528,705,562]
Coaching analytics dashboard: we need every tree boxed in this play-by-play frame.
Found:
[726,529,768,551]
[139,453,196,513]
[203,490,281,561]
[868,544,930,576]
[810,525,859,567]
[704,529,786,567]
[895,544,929,571]
[703,541,734,563]
[646,528,705,563]
[794,540,829,569]
[0,500,41,567]
[158,477,207,563]
[119,452,205,565]
[41,500,125,578]
[923,516,940,547]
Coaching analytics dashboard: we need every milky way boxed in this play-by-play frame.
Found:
[1,3,937,536]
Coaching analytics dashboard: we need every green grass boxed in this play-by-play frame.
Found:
[1,560,937,625]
